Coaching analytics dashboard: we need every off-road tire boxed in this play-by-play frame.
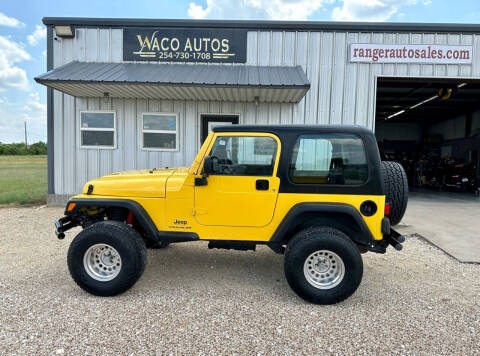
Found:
[67,221,147,296]
[284,227,363,305]
[381,161,408,226]
[145,239,170,249]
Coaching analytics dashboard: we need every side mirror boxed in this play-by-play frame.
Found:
[203,155,214,175]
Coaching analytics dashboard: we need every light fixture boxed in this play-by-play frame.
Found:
[409,94,438,110]
[254,96,260,106]
[385,82,467,120]
[103,92,110,103]
[386,110,406,120]
[54,25,74,38]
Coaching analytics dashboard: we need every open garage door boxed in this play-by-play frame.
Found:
[375,77,480,197]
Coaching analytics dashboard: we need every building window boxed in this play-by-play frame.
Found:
[80,111,116,149]
[289,134,368,185]
[142,113,178,151]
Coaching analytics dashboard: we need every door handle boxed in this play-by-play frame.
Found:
[256,179,269,191]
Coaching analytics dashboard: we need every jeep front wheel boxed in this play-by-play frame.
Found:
[284,227,363,305]
[67,221,147,296]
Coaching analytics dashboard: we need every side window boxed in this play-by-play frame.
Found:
[289,134,368,185]
[142,113,178,150]
[80,111,116,148]
[209,136,277,176]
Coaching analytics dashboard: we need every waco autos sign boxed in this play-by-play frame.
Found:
[123,27,247,63]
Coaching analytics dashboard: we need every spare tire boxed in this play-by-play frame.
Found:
[381,161,408,226]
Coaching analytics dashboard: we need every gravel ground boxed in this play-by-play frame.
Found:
[0,206,479,355]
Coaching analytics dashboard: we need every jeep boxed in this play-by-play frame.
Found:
[55,125,408,304]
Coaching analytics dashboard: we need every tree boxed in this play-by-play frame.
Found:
[0,142,47,155]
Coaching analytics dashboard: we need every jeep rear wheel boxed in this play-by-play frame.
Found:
[381,161,409,226]
[67,221,147,296]
[284,227,363,305]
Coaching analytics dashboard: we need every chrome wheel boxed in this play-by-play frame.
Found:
[303,250,345,289]
[83,244,122,282]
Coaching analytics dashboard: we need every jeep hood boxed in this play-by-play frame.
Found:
[82,167,189,198]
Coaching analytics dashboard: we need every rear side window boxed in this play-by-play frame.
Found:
[289,134,368,185]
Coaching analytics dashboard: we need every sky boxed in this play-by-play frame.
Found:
[0,0,479,143]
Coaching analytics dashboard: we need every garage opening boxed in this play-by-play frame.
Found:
[375,77,480,197]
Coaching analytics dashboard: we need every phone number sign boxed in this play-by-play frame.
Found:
[123,27,247,63]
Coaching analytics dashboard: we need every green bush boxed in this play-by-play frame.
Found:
[0,142,47,155]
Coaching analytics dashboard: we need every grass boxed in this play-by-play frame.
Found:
[0,155,47,205]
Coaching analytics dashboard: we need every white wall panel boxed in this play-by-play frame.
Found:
[382,33,396,75]
[293,32,308,124]
[459,34,473,77]
[51,27,480,195]
[86,98,100,182]
[421,33,435,77]
[408,33,423,76]
[355,33,371,126]
[367,33,384,130]
[434,33,448,77]
[473,36,480,76]
[395,33,409,77]
[343,33,359,125]
[330,32,346,125]
[99,97,112,177]
[447,34,460,77]
[306,32,321,125]
[111,98,124,173]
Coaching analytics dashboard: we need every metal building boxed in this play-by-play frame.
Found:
[36,18,480,203]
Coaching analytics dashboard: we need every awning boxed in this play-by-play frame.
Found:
[35,61,310,103]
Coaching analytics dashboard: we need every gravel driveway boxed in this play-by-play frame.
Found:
[0,206,479,355]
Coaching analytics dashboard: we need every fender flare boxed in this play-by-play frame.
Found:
[269,203,377,246]
[66,198,160,242]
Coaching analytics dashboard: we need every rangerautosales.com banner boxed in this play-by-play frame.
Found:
[350,44,473,64]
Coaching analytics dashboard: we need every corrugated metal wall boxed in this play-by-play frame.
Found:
[52,27,480,195]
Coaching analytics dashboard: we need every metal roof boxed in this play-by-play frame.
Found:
[35,61,310,103]
[42,17,480,34]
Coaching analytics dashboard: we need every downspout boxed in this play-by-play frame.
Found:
[46,25,54,195]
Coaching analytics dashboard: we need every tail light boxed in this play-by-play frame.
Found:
[126,211,134,224]
[384,203,391,216]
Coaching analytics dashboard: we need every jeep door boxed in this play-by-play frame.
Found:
[194,133,281,227]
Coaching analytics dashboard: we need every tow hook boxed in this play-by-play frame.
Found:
[388,229,406,251]
[55,216,75,240]
[55,219,66,239]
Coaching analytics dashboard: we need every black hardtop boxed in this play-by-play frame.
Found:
[213,124,383,196]
[213,124,373,136]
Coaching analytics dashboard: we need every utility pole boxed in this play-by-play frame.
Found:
[24,121,27,149]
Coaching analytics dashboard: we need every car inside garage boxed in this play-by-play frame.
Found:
[375,77,480,197]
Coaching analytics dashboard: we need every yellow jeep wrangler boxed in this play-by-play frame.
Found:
[56,125,408,304]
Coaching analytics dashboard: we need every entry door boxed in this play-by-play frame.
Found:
[194,134,280,227]
[201,115,239,144]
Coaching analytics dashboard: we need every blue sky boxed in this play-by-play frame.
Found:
[0,0,479,143]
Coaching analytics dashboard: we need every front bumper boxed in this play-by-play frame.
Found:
[54,216,76,239]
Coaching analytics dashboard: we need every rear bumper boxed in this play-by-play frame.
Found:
[368,217,405,253]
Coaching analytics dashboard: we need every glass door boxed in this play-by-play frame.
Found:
[201,114,239,144]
